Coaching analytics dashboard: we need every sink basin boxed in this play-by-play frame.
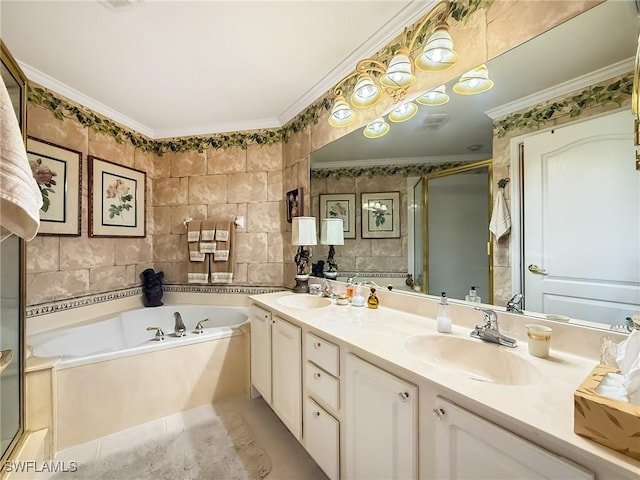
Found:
[277,295,332,309]
[404,335,542,385]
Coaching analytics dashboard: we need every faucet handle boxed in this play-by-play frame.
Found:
[474,307,498,327]
[194,318,209,334]
[146,326,165,341]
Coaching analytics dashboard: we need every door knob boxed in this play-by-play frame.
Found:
[528,264,547,275]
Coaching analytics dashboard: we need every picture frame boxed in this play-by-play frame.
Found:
[286,187,303,223]
[27,137,82,236]
[88,156,146,237]
[319,193,356,239]
[361,192,400,239]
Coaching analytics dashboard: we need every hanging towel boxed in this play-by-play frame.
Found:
[201,219,215,242]
[489,188,511,241]
[211,220,234,284]
[187,220,208,283]
[0,75,42,241]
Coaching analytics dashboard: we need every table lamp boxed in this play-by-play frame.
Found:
[292,216,317,293]
[321,218,344,279]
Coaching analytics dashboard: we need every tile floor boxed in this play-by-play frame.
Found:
[47,397,328,480]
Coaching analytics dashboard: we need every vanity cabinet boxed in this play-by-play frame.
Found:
[249,306,302,440]
[433,397,594,480]
[345,353,418,480]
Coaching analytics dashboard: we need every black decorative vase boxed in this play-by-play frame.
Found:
[141,268,164,307]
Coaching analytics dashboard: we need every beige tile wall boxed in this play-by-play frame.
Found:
[24,0,597,305]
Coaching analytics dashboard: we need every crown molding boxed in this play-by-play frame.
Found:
[277,0,438,126]
[486,58,635,120]
[312,153,487,170]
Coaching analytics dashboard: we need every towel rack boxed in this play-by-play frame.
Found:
[497,178,510,189]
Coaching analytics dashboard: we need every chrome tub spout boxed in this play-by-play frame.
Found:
[174,312,186,337]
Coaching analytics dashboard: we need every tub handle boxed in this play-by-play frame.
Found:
[146,327,165,341]
[194,318,209,335]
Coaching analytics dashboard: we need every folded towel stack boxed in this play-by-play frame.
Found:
[187,220,208,284]
[210,221,234,284]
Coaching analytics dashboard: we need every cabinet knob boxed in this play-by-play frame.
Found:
[314,342,322,348]
[398,392,410,402]
[314,372,321,379]
[433,408,446,420]
[271,320,275,324]
[313,411,320,418]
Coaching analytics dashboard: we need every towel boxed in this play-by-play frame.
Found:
[201,219,215,242]
[489,188,511,241]
[617,327,640,405]
[187,220,208,283]
[0,75,42,241]
[210,220,234,284]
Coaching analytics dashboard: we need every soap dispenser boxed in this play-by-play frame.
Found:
[351,284,366,307]
[465,286,481,304]
[436,292,451,333]
[367,287,379,309]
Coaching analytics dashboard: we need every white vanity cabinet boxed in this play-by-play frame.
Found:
[345,353,418,480]
[433,397,594,480]
[249,305,302,440]
[304,332,340,480]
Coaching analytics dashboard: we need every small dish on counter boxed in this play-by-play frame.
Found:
[336,294,350,306]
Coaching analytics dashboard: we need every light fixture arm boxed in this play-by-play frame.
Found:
[405,1,451,55]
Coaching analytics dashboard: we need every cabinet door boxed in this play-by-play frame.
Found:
[305,397,340,480]
[345,354,417,480]
[434,397,593,480]
[250,305,272,403]
[272,316,302,440]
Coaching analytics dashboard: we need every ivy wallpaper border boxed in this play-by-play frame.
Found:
[311,161,471,180]
[27,0,490,155]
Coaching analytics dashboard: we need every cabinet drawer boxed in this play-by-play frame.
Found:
[304,397,339,480]
[306,361,339,410]
[305,332,339,376]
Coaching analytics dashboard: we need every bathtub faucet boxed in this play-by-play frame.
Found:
[173,312,186,337]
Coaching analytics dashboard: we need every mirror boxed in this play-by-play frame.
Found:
[310,1,640,330]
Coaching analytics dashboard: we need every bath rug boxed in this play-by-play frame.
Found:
[55,412,271,480]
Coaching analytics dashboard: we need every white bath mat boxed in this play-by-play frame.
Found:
[54,410,271,480]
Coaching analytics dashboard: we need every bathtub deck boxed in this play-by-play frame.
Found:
[46,397,327,480]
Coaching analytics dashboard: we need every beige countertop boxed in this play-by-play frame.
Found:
[250,290,640,479]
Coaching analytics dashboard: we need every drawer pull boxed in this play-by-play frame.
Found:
[314,372,321,379]
[312,411,320,418]
[433,408,446,420]
[314,342,322,348]
[398,392,410,402]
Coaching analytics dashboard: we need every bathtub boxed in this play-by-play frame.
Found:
[27,305,249,368]
[25,304,251,450]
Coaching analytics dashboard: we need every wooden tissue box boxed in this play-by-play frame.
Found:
[574,365,640,460]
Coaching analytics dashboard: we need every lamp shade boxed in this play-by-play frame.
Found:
[453,64,494,95]
[380,49,416,88]
[415,23,458,72]
[388,101,418,123]
[328,95,356,127]
[320,218,344,246]
[417,85,449,106]
[351,74,382,108]
[363,117,390,139]
[292,216,317,246]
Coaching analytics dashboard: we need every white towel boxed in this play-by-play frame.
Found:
[617,328,640,405]
[489,188,511,241]
[0,75,42,241]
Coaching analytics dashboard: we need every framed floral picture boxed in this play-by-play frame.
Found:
[319,193,356,239]
[286,187,303,223]
[88,156,146,237]
[27,137,82,236]
[361,192,400,239]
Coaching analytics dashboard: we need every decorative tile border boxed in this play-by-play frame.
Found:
[26,284,288,318]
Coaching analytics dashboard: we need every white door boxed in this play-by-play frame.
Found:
[434,397,593,480]
[345,354,417,480]
[249,305,272,403]
[271,316,302,440]
[523,110,640,325]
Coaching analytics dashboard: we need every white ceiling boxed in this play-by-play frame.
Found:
[1,0,435,138]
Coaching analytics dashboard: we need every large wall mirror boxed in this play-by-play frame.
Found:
[310,1,640,331]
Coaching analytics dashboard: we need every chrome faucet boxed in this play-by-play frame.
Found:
[506,293,524,313]
[173,312,186,337]
[470,307,517,348]
[322,279,335,298]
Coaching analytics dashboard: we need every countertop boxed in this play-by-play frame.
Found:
[250,291,640,478]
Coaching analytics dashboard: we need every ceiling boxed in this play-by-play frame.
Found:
[0,0,435,139]
[312,0,639,166]
[2,1,638,157]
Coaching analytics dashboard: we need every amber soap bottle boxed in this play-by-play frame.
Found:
[367,287,379,309]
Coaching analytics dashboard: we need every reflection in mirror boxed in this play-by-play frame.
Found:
[310,1,640,331]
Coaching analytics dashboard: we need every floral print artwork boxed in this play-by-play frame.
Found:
[101,173,136,227]
[105,178,133,220]
[30,156,57,213]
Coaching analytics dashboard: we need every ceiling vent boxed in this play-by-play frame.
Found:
[417,114,450,129]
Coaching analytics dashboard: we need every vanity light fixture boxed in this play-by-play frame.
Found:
[416,85,450,106]
[328,1,457,129]
[363,117,391,139]
[389,101,419,123]
[453,64,494,95]
[291,216,317,293]
[320,218,345,279]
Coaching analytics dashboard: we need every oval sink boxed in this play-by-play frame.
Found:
[277,295,332,309]
[404,334,541,385]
